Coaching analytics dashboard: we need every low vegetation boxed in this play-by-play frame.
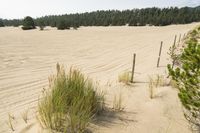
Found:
[21,109,29,123]
[7,113,15,131]
[112,92,124,111]
[38,20,46,30]
[57,20,70,30]
[168,26,200,131]
[38,64,105,132]
[148,74,167,99]
[118,71,131,85]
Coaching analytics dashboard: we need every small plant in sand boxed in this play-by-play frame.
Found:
[7,113,15,131]
[38,63,105,132]
[149,77,155,99]
[148,75,167,99]
[118,71,131,85]
[112,92,124,111]
[21,109,29,123]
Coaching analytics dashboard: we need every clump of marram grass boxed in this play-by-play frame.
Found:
[112,92,124,111]
[38,63,105,132]
[118,71,131,85]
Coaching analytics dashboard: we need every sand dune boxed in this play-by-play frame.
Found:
[0,23,199,133]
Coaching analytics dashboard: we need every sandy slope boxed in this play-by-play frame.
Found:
[0,23,199,133]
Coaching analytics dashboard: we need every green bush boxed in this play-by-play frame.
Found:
[0,20,4,27]
[57,20,70,30]
[168,27,200,129]
[22,16,35,30]
[38,64,105,132]
[38,20,45,30]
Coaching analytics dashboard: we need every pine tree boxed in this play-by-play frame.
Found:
[22,16,35,30]
[168,28,200,129]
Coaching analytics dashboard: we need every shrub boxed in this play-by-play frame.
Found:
[0,20,4,27]
[22,16,36,30]
[38,64,105,132]
[168,28,200,130]
[38,20,46,30]
[57,20,70,30]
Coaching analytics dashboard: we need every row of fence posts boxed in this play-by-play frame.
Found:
[130,33,185,83]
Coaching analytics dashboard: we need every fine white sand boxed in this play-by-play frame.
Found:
[0,23,199,133]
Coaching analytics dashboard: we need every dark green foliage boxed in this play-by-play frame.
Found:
[2,19,22,27]
[2,6,200,28]
[0,19,4,27]
[57,20,65,30]
[38,20,45,30]
[56,19,71,30]
[22,16,35,30]
[168,27,200,129]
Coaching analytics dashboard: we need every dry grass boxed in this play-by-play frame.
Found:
[112,92,124,111]
[38,63,105,132]
[149,77,155,99]
[7,113,15,131]
[118,71,131,85]
[148,74,167,99]
[21,109,29,124]
[169,80,179,89]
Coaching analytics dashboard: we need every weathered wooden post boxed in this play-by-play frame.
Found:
[157,41,163,67]
[172,35,177,69]
[173,35,177,47]
[178,34,181,46]
[183,33,186,40]
[131,53,136,83]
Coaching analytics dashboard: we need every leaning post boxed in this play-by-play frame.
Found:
[131,53,136,83]
[157,41,163,67]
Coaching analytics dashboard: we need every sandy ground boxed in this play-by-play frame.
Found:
[0,23,199,133]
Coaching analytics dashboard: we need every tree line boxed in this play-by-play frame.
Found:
[0,6,200,29]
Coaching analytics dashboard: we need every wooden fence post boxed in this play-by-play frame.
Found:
[131,53,136,83]
[173,35,177,47]
[157,41,163,67]
[172,35,177,69]
[178,34,181,46]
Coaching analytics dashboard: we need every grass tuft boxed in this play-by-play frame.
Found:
[149,77,155,99]
[7,113,15,131]
[21,109,29,124]
[118,71,131,85]
[112,92,124,111]
[38,63,105,132]
[148,74,167,99]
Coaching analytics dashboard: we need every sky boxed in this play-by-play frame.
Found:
[0,0,200,19]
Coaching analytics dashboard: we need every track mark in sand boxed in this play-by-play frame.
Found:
[0,78,46,91]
